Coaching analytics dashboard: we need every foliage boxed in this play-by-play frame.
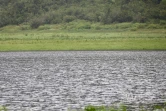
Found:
[0,0,165,27]
[30,18,43,29]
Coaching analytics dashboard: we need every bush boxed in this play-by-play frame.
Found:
[0,15,8,28]
[78,24,91,29]
[159,10,166,19]
[38,25,51,30]
[160,20,166,25]
[30,18,43,29]
[130,27,138,31]
[62,20,92,30]
[19,25,30,30]
[161,0,166,5]
[133,13,147,23]
[135,23,147,29]
[63,15,76,23]
[94,26,102,30]
[40,11,63,24]
[147,24,160,29]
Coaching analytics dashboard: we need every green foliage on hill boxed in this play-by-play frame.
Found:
[0,0,166,28]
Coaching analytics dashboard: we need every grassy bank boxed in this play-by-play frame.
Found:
[0,22,166,51]
[83,103,166,111]
[1,103,166,111]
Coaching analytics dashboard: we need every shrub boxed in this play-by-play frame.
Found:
[160,20,166,25]
[30,18,44,29]
[19,25,30,30]
[159,10,166,19]
[130,27,138,31]
[161,0,166,5]
[94,26,102,30]
[135,23,147,29]
[0,16,8,28]
[38,25,51,30]
[133,13,147,23]
[78,24,91,29]
[147,24,160,29]
[40,11,63,24]
[63,15,76,23]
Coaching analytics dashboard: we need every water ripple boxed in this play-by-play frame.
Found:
[0,51,165,111]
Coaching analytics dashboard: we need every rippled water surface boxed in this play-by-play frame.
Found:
[0,51,166,111]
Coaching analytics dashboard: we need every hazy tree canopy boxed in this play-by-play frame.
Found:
[0,0,165,27]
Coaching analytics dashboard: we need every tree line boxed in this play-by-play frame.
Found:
[0,0,166,28]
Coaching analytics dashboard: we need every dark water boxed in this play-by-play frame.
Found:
[0,51,165,111]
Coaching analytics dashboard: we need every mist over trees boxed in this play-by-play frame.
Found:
[0,0,166,28]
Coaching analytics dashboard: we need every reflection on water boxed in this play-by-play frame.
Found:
[0,51,165,111]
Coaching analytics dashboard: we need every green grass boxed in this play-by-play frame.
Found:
[0,106,7,111]
[1,103,166,111]
[0,23,166,51]
[82,103,166,111]
[83,105,127,111]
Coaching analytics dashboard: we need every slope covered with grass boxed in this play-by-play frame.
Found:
[0,22,166,51]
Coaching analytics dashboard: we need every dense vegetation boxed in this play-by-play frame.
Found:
[84,103,166,111]
[1,103,166,111]
[0,0,166,51]
[0,0,166,28]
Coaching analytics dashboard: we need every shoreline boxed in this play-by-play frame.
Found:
[0,49,166,52]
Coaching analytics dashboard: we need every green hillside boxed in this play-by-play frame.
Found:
[0,0,166,28]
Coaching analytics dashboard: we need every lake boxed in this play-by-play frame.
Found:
[0,51,165,111]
